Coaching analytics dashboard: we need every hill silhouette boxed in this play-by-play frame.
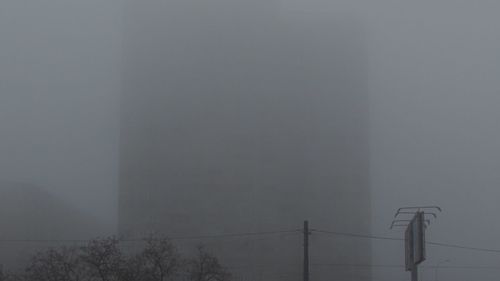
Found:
[0,181,108,269]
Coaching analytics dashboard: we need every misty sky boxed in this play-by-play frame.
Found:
[0,0,121,228]
[1,0,500,280]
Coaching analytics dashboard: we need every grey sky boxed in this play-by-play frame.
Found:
[0,0,121,228]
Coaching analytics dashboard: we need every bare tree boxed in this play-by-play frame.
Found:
[80,237,122,281]
[0,272,25,281]
[0,270,23,281]
[186,246,230,281]
[141,236,181,281]
[6,237,232,281]
[118,253,148,281]
[24,246,86,281]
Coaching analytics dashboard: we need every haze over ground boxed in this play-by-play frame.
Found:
[1,0,500,280]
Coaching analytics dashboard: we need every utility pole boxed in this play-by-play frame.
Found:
[303,220,310,281]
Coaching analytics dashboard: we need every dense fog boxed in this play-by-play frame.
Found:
[0,0,121,227]
[1,0,500,280]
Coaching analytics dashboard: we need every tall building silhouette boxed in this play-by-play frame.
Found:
[120,1,371,280]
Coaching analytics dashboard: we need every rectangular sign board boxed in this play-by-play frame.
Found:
[405,211,426,271]
[405,225,413,271]
[413,211,426,264]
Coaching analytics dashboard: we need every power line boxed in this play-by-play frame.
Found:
[3,227,500,255]
[193,261,500,272]
[0,230,300,244]
[311,263,500,270]
[224,262,500,271]
[433,265,500,270]
[168,230,300,240]
[312,229,500,254]
[312,263,402,268]
[311,229,403,242]
[426,241,500,254]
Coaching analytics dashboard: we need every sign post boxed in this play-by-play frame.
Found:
[405,211,426,281]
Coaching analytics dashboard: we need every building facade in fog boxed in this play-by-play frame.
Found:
[119,1,371,281]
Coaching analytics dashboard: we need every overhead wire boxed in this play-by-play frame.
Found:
[0,229,300,244]
[311,229,403,242]
[1,228,500,273]
[311,263,500,270]
[311,228,500,254]
[2,227,500,255]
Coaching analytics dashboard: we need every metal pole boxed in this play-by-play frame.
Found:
[411,265,418,281]
[303,220,309,281]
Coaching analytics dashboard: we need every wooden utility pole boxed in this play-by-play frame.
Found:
[303,220,310,281]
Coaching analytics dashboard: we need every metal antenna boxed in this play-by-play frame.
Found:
[395,211,438,219]
[390,205,441,229]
